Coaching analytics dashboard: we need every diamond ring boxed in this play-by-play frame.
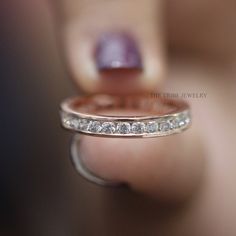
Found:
[60,94,191,138]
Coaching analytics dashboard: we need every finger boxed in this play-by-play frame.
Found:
[51,0,165,93]
[74,120,204,200]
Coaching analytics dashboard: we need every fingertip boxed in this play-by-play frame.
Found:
[72,130,205,201]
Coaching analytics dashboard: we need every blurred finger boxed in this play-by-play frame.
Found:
[52,0,165,93]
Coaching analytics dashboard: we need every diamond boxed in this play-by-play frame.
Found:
[62,114,79,129]
[61,112,68,122]
[146,121,158,133]
[132,122,145,134]
[70,118,79,129]
[62,116,71,127]
[159,121,171,132]
[169,115,190,129]
[117,122,131,134]
[79,119,90,131]
[100,122,116,134]
[178,119,185,127]
[170,118,179,129]
[88,121,102,133]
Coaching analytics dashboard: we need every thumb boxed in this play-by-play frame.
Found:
[53,0,165,94]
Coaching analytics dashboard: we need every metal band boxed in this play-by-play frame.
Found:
[70,134,122,186]
[60,94,191,138]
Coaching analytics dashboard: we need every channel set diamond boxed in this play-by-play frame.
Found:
[159,121,171,132]
[88,121,102,133]
[79,119,90,131]
[60,95,191,137]
[61,112,191,137]
[146,121,158,133]
[117,122,131,134]
[100,122,116,134]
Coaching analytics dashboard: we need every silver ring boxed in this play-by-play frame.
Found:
[70,134,122,186]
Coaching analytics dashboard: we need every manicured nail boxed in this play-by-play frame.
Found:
[95,32,142,70]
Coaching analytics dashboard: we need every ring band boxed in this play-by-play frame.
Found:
[60,94,191,138]
[70,134,122,186]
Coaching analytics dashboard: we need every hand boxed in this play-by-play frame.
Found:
[50,0,236,234]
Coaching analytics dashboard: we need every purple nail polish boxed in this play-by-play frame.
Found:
[95,32,142,70]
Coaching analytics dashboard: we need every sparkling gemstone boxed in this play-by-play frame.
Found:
[117,122,131,134]
[62,113,71,126]
[69,118,79,129]
[132,122,145,134]
[159,122,171,132]
[100,122,116,134]
[63,114,79,129]
[79,119,90,131]
[170,118,179,129]
[146,121,158,133]
[88,121,102,133]
[178,113,191,127]
[178,119,186,127]
[185,117,190,124]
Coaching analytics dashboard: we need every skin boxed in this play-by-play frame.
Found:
[51,0,236,235]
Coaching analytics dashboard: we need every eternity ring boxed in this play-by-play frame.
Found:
[60,94,191,138]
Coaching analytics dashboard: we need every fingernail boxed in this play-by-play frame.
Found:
[95,32,143,70]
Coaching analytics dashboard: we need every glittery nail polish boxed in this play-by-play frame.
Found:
[95,32,142,70]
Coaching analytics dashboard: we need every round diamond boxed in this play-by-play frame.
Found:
[100,122,116,134]
[185,117,190,125]
[178,119,185,127]
[175,115,185,127]
[61,112,78,128]
[132,122,145,134]
[117,122,131,134]
[63,115,79,129]
[159,122,171,132]
[62,112,69,124]
[170,118,179,129]
[146,121,158,133]
[88,121,102,133]
[79,119,90,131]
[63,116,71,128]
[177,113,191,127]
[69,118,79,129]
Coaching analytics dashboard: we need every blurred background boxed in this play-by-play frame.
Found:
[1,0,94,235]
